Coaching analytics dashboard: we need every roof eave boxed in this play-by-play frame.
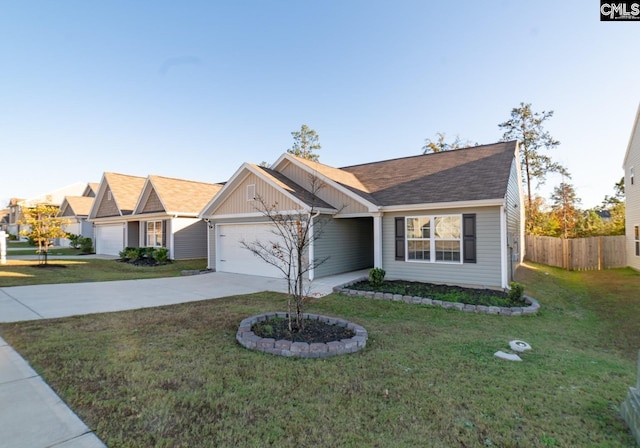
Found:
[379,198,506,212]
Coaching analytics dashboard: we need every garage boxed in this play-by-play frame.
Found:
[217,223,286,278]
[95,224,125,256]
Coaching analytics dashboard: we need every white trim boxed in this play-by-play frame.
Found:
[199,163,328,218]
[334,212,378,218]
[272,153,380,212]
[373,213,382,268]
[381,198,504,212]
[404,214,463,264]
[308,213,315,281]
[206,222,212,270]
[622,101,640,168]
[500,205,508,289]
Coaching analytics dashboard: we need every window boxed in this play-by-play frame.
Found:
[631,167,635,186]
[635,226,639,256]
[406,215,461,263]
[247,184,256,201]
[146,221,163,247]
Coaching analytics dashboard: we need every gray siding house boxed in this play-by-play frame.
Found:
[200,141,524,289]
[623,103,640,271]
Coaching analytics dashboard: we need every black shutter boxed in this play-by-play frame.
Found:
[162,220,168,247]
[463,214,476,263]
[395,217,405,260]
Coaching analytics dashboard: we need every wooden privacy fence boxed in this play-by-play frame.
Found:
[524,235,626,271]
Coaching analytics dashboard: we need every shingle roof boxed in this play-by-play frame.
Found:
[63,196,94,216]
[147,175,223,214]
[254,166,335,210]
[338,141,517,206]
[103,172,146,214]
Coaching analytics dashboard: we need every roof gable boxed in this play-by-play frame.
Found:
[89,172,146,219]
[59,196,94,217]
[199,163,334,217]
[623,102,640,168]
[135,175,224,215]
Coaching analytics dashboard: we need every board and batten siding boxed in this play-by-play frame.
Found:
[278,162,369,214]
[314,217,374,278]
[382,207,503,289]
[215,172,299,215]
[625,115,640,271]
[173,218,207,260]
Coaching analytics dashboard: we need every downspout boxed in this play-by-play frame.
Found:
[500,205,508,289]
[204,218,212,270]
[308,210,320,281]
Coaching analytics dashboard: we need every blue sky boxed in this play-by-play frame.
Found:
[1,1,638,209]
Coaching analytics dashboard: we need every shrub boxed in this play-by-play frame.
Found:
[508,282,525,302]
[67,233,82,249]
[119,247,140,261]
[369,267,386,287]
[8,233,18,241]
[79,237,93,254]
[153,247,169,263]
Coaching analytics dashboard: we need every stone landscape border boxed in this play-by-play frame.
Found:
[236,312,368,358]
[333,278,540,316]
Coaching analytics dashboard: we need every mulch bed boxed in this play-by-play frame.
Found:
[348,280,526,307]
[252,317,355,343]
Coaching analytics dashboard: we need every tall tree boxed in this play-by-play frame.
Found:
[287,124,321,161]
[422,132,475,154]
[499,103,569,217]
[550,181,581,239]
[19,204,70,265]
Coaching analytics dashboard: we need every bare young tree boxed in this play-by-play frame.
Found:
[241,175,334,332]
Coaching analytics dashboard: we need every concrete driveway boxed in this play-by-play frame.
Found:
[0,270,367,323]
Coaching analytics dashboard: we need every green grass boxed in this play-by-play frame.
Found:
[0,262,639,447]
[6,247,85,256]
[0,259,208,286]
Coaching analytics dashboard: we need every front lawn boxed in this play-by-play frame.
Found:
[0,258,208,286]
[0,262,638,447]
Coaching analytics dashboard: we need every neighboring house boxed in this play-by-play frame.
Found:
[199,141,524,289]
[89,172,147,256]
[58,196,96,244]
[89,172,223,259]
[0,208,9,232]
[7,182,87,240]
[623,103,640,271]
[7,198,24,237]
[132,175,223,259]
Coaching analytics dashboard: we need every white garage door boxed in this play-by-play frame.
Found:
[217,223,286,278]
[96,224,125,256]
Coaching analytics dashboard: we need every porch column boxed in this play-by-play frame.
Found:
[373,213,383,268]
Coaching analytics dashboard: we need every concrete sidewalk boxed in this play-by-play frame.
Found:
[0,270,367,448]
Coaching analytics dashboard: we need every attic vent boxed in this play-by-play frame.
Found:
[107,190,112,201]
[247,184,256,201]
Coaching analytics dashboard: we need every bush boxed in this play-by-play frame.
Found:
[67,233,82,249]
[508,282,525,302]
[369,267,386,287]
[119,247,141,262]
[153,247,169,263]
[79,237,93,254]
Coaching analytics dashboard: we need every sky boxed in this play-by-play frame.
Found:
[1,1,639,209]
